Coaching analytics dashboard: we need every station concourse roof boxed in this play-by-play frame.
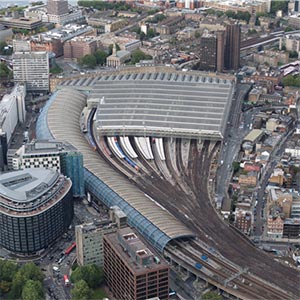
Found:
[36,88,195,252]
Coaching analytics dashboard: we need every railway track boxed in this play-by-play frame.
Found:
[86,127,300,298]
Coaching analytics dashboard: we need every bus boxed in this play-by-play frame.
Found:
[63,274,70,286]
[64,242,76,255]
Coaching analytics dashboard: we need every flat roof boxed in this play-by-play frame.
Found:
[93,72,234,139]
[0,168,59,202]
[243,129,263,143]
[104,227,168,274]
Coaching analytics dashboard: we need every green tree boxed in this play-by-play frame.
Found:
[0,63,12,80]
[282,74,300,87]
[205,8,216,15]
[94,50,108,66]
[216,10,224,17]
[21,280,43,300]
[71,264,104,289]
[9,271,25,299]
[80,54,97,68]
[131,49,152,64]
[232,161,240,173]
[19,262,44,283]
[147,28,156,39]
[236,11,251,23]
[195,31,201,38]
[225,10,236,19]
[0,260,18,282]
[108,44,121,55]
[270,0,288,14]
[31,1,44,6]
[71,280,91,300]
[285,26,294,32]
[202,291,222,300]
[289,51,298,58]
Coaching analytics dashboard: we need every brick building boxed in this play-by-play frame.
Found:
[103,227,169,300]
[63,36,98,59]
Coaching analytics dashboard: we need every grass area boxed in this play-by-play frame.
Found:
[50,66,63,74]
[91,287,108,300]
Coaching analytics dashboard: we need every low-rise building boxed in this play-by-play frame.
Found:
[253,50,289,66]
[267,214,284,238]
[235,209,252,235]
[288,14,300,28]
[0,16,42,30]
[238,171,258,187]
[106,45,130,68]
[283,218,300,239]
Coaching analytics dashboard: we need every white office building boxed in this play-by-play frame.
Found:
[13,51,49,92]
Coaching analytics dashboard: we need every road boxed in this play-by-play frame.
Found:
[216,84,251,210]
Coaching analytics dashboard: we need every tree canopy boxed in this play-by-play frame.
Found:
[282,74,300,87]
[270,0,288,14]
[0,261,44,300]
[71,264,104,289]
[79,54,97,68]
[21,280,44,300]
[225,10,251,23]
[78,1,132,11]
[131,49,152,64]
[0,62,12,80]
[0,42,12,55]
[71,280,91,300]
[94,50,108,66]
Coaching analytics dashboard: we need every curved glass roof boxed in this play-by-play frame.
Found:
[36,88,194,252]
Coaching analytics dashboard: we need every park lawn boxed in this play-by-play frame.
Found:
[91,287,108,300]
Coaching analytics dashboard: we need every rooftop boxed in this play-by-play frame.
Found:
[91,70,234,139]
[22,140,77,156]
[36,88,195,251]
[0,168,72,216]
[104,227,168,273]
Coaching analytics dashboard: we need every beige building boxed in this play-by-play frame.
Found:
[75,221,117,267]
[253,50,289,66]
[269,168,285,186]
[266,118,280,131]
[280,35,300,52]
[238,171,258,187]
[267,215,284,237]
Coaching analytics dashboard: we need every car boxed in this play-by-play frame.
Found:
[42,268,47,271]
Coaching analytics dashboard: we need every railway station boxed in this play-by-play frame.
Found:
[36,87,195,252]
[37,68,300,300]
[91,72,234,140]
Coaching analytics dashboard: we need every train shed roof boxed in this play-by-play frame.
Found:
[36,88,194,252]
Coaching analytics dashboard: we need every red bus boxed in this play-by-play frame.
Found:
[65,242,76,255]
[63,274,70,286]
